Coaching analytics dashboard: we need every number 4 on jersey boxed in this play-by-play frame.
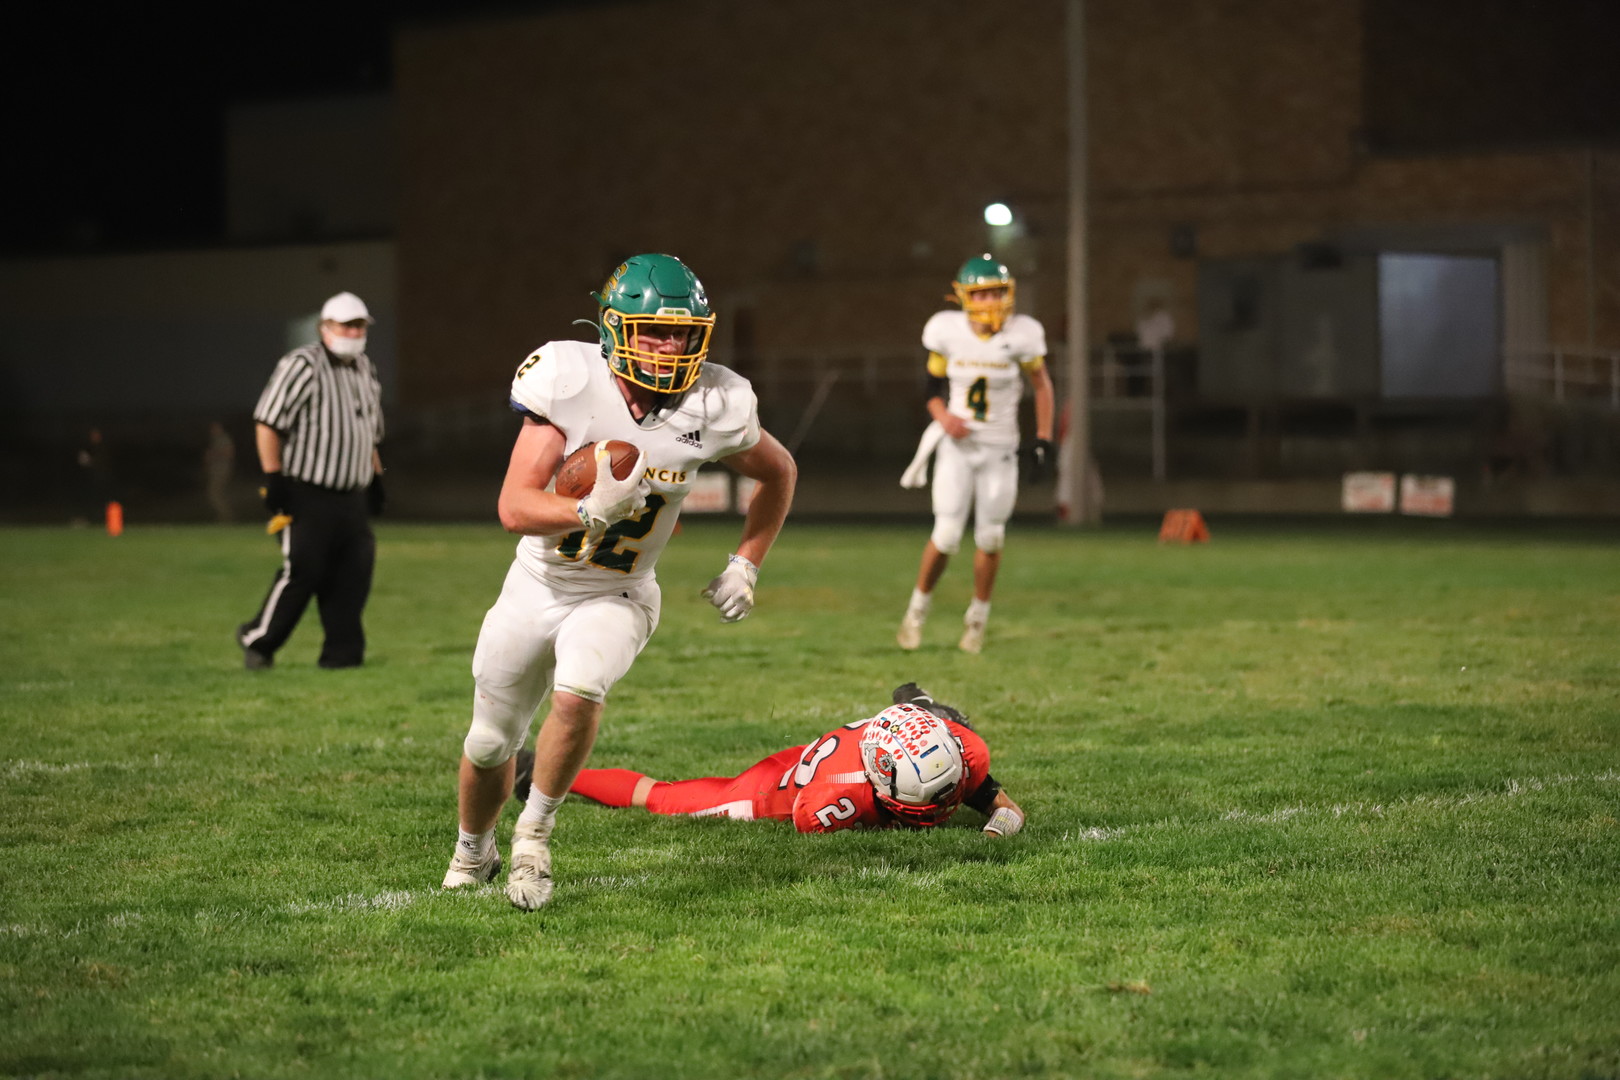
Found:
[966,376,989,421]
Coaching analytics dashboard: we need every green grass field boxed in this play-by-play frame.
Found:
[2,517,1618,1079]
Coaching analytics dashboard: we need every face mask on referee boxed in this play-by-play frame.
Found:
[321,319,369,360]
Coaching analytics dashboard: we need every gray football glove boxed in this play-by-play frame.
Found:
[702,554,758,622]
[577,445,649,532]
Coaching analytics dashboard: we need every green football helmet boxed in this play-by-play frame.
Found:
[590,254,715,393]
[951,254,1015,331]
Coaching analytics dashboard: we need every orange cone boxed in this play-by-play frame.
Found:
[105,501,124,537]
[1157,508,1208,543]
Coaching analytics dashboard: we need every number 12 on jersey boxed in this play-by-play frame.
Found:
[555,494,667,573]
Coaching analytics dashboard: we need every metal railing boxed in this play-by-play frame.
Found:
[389,343,1177,473]
[1092,342,1166,480]
[1504,344,1620,409]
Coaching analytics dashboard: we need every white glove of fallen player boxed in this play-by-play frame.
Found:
[702,553,758,622]
[983,806,1024,838]
[577,445,649,532]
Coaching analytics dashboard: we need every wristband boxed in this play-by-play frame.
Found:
[983,806,1024,837]
[576,499,592,529]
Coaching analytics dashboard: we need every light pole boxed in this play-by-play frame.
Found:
[1062,0,1098,524]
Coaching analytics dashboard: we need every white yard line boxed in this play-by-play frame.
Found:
[3,755,166,779]
[285,890,424,914]
[1066,769,1620,842]
[282,873,656,916]
[7,770,1612,937]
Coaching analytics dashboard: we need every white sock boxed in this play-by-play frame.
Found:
[516,786,566,834]
[457,828,494,859]
[966,598,991,625]
[908,589,933,616]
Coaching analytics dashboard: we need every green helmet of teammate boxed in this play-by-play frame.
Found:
[951,254,1015,331]
[589,253,715,394]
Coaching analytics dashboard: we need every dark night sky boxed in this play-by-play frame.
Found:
[5,1,1615,256]
[1,2,526,255]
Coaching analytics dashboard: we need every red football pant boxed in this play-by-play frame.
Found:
[572,747,804,821]
[569,768,645,807]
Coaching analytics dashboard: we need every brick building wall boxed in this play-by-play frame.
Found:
[396,0,1065,411]
[396,0,1617,429]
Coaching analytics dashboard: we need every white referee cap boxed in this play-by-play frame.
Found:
[320,291,373,324]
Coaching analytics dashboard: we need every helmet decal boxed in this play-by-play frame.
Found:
[873,750,895,783]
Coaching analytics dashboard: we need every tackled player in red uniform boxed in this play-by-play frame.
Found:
[514,684,1026,836]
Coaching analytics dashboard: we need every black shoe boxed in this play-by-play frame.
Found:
[318,656,363,669]
[236,625,272,670]
[892,682,930,706]
[512,748,536,804]
[891,681,971,728]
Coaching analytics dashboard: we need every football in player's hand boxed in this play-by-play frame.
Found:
[554,440,641,499]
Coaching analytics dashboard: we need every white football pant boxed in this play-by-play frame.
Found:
[463,561,660,768]
[930,436,1018,555]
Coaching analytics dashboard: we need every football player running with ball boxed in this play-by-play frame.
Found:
[897,255,1055,654]
[442,254,797,910]
[512,683,1026,838]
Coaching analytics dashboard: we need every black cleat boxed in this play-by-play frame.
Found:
[512,748,536,804]
[892,682,930,706]
[891,682,972,729]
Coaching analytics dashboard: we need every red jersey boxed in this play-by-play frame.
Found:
[772,715,991,832]
[575,708,993,831]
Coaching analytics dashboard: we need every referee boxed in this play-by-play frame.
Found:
[236,291,386,670]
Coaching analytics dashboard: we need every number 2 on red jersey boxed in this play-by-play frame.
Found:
[812,797,858,828]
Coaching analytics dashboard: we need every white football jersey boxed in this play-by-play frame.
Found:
[507,340,761,591]
[921,311,1047,448]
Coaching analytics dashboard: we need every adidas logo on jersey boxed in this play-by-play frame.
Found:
[676,430,703,447]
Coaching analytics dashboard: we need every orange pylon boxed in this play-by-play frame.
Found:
[105,501,124,537]
[1158,508,1208,543]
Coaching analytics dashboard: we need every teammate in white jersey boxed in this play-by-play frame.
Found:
[442,254,797,910]
[897,255,1054,654]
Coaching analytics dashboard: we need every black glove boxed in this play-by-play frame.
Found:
[260,472,291,516]
[1025,438,1056,483]
[366,474,386,517]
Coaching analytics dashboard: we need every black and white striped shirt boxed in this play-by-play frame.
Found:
[253,343,384,491]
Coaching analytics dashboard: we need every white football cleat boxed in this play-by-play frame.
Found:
[504,824,554,911]
[442,844,501,889]
[897,610,926,651]
[958,617,986,654]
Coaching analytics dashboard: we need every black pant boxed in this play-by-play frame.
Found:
[238,480,375,667]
